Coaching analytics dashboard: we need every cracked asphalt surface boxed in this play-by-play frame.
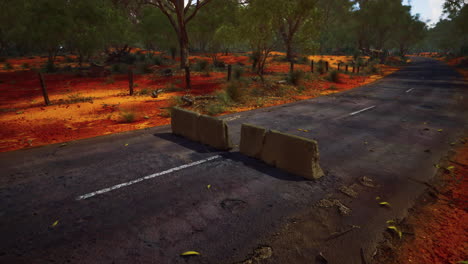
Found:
[0,57,467,263]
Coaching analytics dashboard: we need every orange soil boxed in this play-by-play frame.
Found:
[446,56,468,80]
[0,54,398,152]
[395,140,468,264]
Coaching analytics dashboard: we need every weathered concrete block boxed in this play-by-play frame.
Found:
[260,130,324,180]
[240,123,266,158]
[171,107,200,141]
[197,115,232,150]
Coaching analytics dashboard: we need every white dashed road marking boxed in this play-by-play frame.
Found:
[76,155,222,200]
[349,106,376,116]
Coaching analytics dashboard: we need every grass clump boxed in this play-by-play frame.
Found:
[119,109,136,123]
[225,82,245,102]
[205,103,226,116]
[287,70,305,86]
[326,70,340,83]
[193,59,211,73]
[233,66,244,80]
[66,94,93,104]
[3,62,13,70]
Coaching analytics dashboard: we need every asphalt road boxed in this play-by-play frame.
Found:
[0,57,467,264]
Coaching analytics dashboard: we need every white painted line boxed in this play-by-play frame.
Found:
[76,155,222,200]
[349,106,376,116]
[406,88,414,93]
[223,115,241,122]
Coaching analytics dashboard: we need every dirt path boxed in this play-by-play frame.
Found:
[373,138,468,264]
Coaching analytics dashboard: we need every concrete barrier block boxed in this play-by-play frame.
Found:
[197,115,232,150]
[240,123,266,158]
[171,107,200,141]
[260,130,324,180]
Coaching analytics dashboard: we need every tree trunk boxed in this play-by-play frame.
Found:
[184,66,191,89]
[38,72,50,106]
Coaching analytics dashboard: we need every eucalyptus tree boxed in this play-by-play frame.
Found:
[143,0,214,89]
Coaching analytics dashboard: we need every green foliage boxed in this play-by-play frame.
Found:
[136,88,150,96]
[317,60,325,74]
[3,62,13,70]
[225,82,244,102]
[216,90,231,105]
[119,109,136,123]
[233,66,244,80]
[296,56,309,65]
[193,59,211,72]
[43,61,57,73]
[205,103,226,116]
[111,63,128,73]
[287,70,305,86]
[326,70,340,83]
[66,94,93,104]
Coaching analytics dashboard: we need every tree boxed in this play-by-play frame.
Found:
[239,0,277,81]
[270,0,318,70]
[67,0,134,66]
[26,0,73,67]
[144,0,213,89]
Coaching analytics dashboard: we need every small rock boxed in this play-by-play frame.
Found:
[339,185,358,198]
[360,176,375,187]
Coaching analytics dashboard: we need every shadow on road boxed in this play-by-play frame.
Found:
[154,132,309,182]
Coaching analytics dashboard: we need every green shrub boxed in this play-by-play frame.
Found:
[213,59,225,68]
[122,53,137,64]
[137,88,150,96]
[193,59,210,72]
[153,55,167,66]
[326,70,340,83]
[111,63,128,73]
[64,56,74,63]
[317,60,325,74]
[225,82,242,102]
[297,56,309,65]
[66,94,94,103]
[233,66,244,80]
[216,90,231,105]
[297,85,306,93]
[3,62,13,70]
[287,70,305,86]
[205,103,226,116]
[119,109,136,123]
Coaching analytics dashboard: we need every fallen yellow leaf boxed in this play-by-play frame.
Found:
[181,251,200,256]
[437,129,443,132]
[379,201,391,207]
[207,184,211,189]
[124,144,129,146]
[51,220,59,227]
[387,225,403,239]
[446,166,455,170]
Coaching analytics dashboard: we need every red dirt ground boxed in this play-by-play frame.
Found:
[393,140,468,264]
[0,54,398,152]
